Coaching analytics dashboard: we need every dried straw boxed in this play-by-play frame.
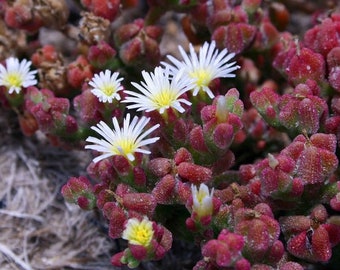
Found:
[0,109,116,270]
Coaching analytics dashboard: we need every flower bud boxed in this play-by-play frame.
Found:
[18,111,39,136]
[212,23,257,55]
[269,2,289,31]
[87,158,117,184]
[253,20,279,50]
[67,55,94,89]
[115,19,162,68]
[191,183,214,221]
[201,229,248,268]
[81,0,120,21]
[61,176,96,210]
[5,2,43,32]
[87,41,117,69]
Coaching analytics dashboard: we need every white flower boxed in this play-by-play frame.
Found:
[85,113,160,163]
[122,66,194,114]
[88,69,124,103]
[122,217,154,247]
[191,183,214,219]
[0,57,37,94]
[162,41,240,99]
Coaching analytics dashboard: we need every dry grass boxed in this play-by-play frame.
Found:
[0,109,116,270]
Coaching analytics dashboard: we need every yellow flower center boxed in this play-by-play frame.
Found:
[189,68,212,88]
[123,218,154,247]
[196,190,206,204]
[101,83,116,96]
[152,88,176,108]
[6,73,22,87]
[133,226,153,246]
[112,138,136,157]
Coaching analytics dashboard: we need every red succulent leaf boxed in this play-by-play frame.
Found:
[312,225,332,262]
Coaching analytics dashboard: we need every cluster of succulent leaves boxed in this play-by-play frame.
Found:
[2,0,340,269]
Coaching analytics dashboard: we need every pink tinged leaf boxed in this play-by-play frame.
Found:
[189,126,209,152]
[260,215,281,241]
[280,216,311,236]
[287,48,325,85]
[213,123,234,149]
[216,244,232,267]
[290,178,304,197]
[254,203,274,218]
[129,244,148,261]
[212,23,257,55]
[152,174,176,204]
[319,148,338,179]
[148,158,172,178]
[295,146,323,185]
[310,204,328,223]
[310,133,337,153]
[246,219,270,259]
[287,231,311,259]
[266,240,284,264]
[279,98,299,130]
[103,202,126,238]
[177,162,212,184]
[122,193,156,216]
[298,98,320,134]
[173,118,189,142]
[174,147,193,165]
[235,258,251,270]
[312,226,332,262]
[260,167,279,196]
[279,262,304,270]
[323,223,340,246]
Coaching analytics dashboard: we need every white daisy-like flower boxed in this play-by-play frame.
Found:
[122,66,194,114]
[88,69,124,103]
[122,217,154,247]
[85,113,160,163]
[191,183,214,219]
[0,57,37,94]
[162,41,240,99]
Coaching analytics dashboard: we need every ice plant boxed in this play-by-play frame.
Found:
[191,183,214,219]
[162,41,240,99]
[6,2,340,269]
[123,66,194,114]
[88,69,124,103]
[122,217,154,247]
[0,57,37,94]
[85,114,160,163]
